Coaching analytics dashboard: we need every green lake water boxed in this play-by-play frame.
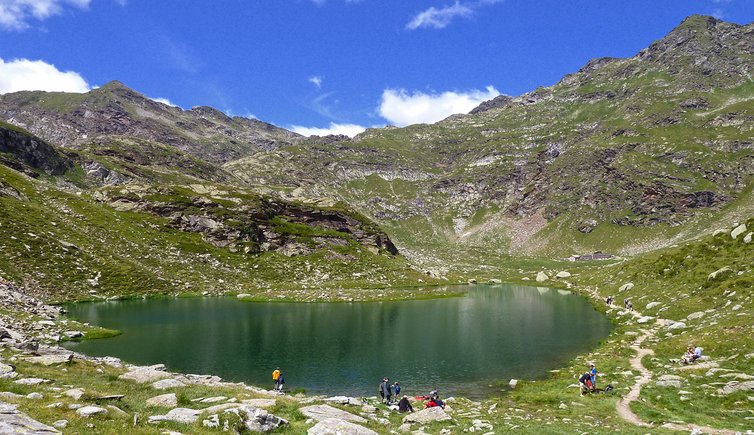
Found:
[63,284,612,398]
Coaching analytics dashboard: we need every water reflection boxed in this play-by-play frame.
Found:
[65,284,611,398]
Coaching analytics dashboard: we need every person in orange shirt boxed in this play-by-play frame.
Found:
[272,367,281,390]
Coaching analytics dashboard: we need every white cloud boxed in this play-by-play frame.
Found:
[150,97,178,107]
[308,75,323,89]
[290,122,369,138]
[0,0,91,30]
[0,57,90,94]
[406,0,502,30]
[378,86,500,126]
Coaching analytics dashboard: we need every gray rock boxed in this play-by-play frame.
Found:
[656,380,682,388]
[323,396,362,406]
[666,321,686,330]
[718,380,754,395]
[645,302,661,309]
[535,271,549,282]
[744,232,752,244]
[0,363,16,379]
[198,396,227,403]
[0,401,60,434]
[636,316,654,324]
[686,311,705,321]
[731,223,747,239]
[63,388,85,400]
[299,404,367,423]
[307,418,378,435]
[76,406,108,417]
[24,354,73,366]
[555,271,571,279]
[659,375,682,381]
[119,368,171,384]
[708,266,732,280]
[508,379,518,389]
[402,406,452,424]
[618,282,634,292]
[26,393,43,400]
[240,398,276,408]
[152,379,185,390]
[14,378,49,386]
[148,408,202,424]
[146,393,178,408]
[52,420,67,429]
[236,405,288,432]
[488,278,502,284]
[202,414,220,428]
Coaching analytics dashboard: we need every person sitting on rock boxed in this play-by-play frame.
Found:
[398,395,413,413]
[424,397,438,408]
[681,346,695,364]
[693,345,702,361]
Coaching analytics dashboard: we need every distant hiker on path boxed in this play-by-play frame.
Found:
[272,367,281,390]
[398,395,413,413]
[606,295,613,305]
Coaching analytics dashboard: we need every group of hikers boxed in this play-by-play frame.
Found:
[604,295,632,311]
[578,363,613,395]
[681,345,703,364]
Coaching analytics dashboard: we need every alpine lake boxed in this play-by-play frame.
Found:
[63,284,612,399]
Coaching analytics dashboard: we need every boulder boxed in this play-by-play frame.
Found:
[307,418,378,435]
[555,271,571,279]
[14,378,49,386]
[655,380,682,388]
[63,331,83,339]
[0,401,60,434]
[146,393,178,408]
[0,363,16,379]
[636,316,654,324]
[119,368,171,384]
[76,406,108,417]
[744,232,752,244]
[488,278,502,284]
[731,223,747,239]
[645,302,661,310]
[402,406,451,424]
[618,282,634,292]
[509,379,518,389]
[299,404,367,423]
[535,271,549,282]
[666,321,686,330]
[236,405,288,432]
[152,379,185,390]
[148,408,202,424]
[24,354,73,366]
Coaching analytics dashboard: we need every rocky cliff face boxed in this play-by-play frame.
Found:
[0,123,73,176]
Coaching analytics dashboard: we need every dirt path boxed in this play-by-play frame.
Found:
[616,328,655,427]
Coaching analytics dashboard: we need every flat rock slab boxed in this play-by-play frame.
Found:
[0,401,60,434]
[146,393,178,408]
[324,396,363,406]
[718,380,754,395]
[152,379,185,390]
[14,378,50,386]
[148,408,202,424]
[241,398,276,408]
[76,406,108,417]
[63,388,85,400]
[402,406,451,424]
[119,368,171,384]
[299,404,367,424]
[24,354,73,366]
[308,418,378,435]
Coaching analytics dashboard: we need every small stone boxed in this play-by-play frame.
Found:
[645,302,661,309]
[508,379,518,389]
[731,223,747,239]
[744,232,752,244]
[618,283,634,292]
[64,388,86,400]
[26,392,43,400]
[53,420,68,429]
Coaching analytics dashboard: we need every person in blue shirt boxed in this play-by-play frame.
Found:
[589,363,597,388]
[394,382,401,397]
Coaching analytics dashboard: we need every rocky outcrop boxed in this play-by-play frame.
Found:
[0,124,72,176]
[0,401,60,434]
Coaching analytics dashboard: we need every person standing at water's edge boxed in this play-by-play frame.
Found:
[272,367,281,390]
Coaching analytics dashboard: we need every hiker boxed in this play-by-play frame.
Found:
[589,363,598,388]
[606,295,613,305]
[272,367,281,390]
[424,397,438,408]
[397,395,413,413]
[379,378,388,403]
[693,345,702,361]
[579,372,594,395]
[394,381,401,397]
[276,374,285,391]
[682,345,703,364]
[434,396,445,409]
[385,378,394,404]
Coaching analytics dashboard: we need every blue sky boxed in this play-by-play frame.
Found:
[1,0,753,136]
